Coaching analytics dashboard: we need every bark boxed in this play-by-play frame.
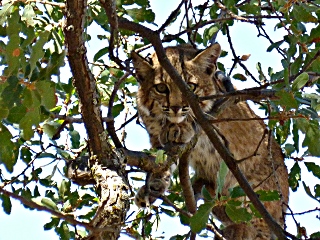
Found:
[64,1,129,239]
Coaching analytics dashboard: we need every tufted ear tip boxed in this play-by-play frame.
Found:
[131,51,154,83]
[189,43,221,75]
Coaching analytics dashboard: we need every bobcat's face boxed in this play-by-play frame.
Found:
[132,44,222,125]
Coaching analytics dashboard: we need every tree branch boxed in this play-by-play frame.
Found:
[198,88,278,102]
[64,2,130,240]
[64,0,112,160]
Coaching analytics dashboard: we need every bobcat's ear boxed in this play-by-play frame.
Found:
[131,51,155,83]
[190,43,221,75]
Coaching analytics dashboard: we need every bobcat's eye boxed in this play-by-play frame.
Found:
[187,83,197,92]
[155,83,169,93]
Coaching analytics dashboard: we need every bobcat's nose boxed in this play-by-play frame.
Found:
[170,106,181,114]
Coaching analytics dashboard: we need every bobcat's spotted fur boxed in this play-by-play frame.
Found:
[132,43,289,239]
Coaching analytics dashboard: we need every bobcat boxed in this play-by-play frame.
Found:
[132,43,289,239]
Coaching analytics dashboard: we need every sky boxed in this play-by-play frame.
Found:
[0,0,319,239]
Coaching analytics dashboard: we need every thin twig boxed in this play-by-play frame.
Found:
[0,187,112,233]
[284,207,320,216]
[225,25,261,84]
[157,0,186,33]
[106,72,130,148]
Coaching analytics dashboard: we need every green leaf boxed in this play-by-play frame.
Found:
[256,190,280,201]
[19,108,40,139]
[288,162,301,191]
[155,149,167,164]
[20,147,32,164]
[267,40,284,52]
[69,129,80,149]
[225,203,252,223]
[302,181,317,201]
[0,2,14,25]
[21,4,36,26]
[1,76,23,108]
[28,31,50,79]
[57,221,71,240]
[41,197,59,211]
[0,106,9,119]
[0,194,12,214]
[6,9,21,75]
[190,201,215,233]
[93,47,109,62]
[239,4,260,14]
[44,217,60,230]
[111,103,124,117]
[284,144,296,156]
[310,232,320,239]
[0,123,19,172]
[292,121,299,152]
[229,186,246,198]
[292,73,309,92]
[22,88,41,108]
[201,186,213,201]
[314,184,320,198]
[309,25,320,43]
[233,73,247,81]
[302,121,320,156]
[275,90,298,109]
[126,8,155,23]
[292,5,317,23]
[36,81,57,110]
[58,179,71,199]
[216,161,228,197]
[304,162,320,179]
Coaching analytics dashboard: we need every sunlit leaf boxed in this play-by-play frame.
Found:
[21,4,36,26]
[292,73,309,92]
[155,149,167,164]
[41,197,59,211]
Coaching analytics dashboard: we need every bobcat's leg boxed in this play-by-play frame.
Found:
[134,169,171,208]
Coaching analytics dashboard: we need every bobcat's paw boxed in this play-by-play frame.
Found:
[160,122,195,145]
[135,171,171,208]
